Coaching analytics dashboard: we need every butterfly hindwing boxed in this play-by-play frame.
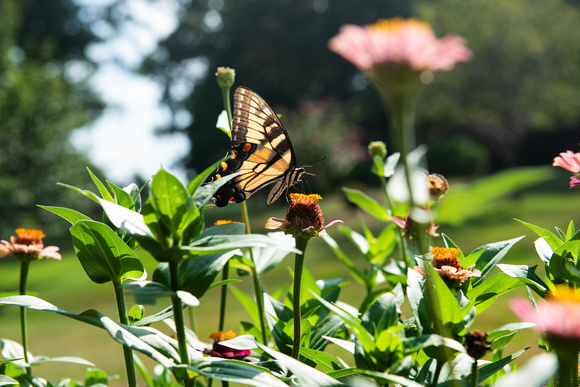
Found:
[208,87,304,207]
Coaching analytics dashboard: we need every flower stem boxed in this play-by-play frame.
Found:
[250,251,268,345]
[220,85,233,133]
[292,236,309,359]
[113,279,137,387]
[19,261,31,376]
[169,260,192,386]
[218,261,229,332]
[470,358,478,387]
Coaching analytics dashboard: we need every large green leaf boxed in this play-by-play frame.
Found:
[70,220,145,284]
[186,358,287,387]
[472,236,524,285]
[38,205,92,225]
[182,233,300,258]
[342,187,391,222]
[361,284,404,335]
[149,169,191,238]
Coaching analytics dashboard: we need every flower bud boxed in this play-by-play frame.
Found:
[368,141,387,159]
[216,67,236,89]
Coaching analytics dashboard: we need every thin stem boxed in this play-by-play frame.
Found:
[250,251,268,345]
[188,307,197,332]
[113,279,137,387]
[169,260,192,387]
[19,261,31,376]
[470,358,478,387]
[220,86,233,132]
[218,261,229,332]
[292,236,309,359]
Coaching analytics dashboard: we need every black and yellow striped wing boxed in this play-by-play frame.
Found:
[209,87,304,207]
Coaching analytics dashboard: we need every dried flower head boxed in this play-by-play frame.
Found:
[464,330,492,360]
[391,211,440,240]
[216,67,236,89]
[203,330,250,359]
[265,193,342,238]
[553,148,580,188]
[0,228,61,263]
[427,247,481,288]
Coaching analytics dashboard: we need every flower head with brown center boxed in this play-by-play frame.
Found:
[202,330,251,359]
[553,148,580,188]
[0,228,61,263]
[265,194,342,239]
[464,330,492,360]
[422,247,480,288]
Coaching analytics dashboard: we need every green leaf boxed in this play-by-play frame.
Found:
[323,235,369,286]
[477,348,528,385]
[0,375,18,386]
[98,198,155,239]
[466,272,529,313]
[30,356,94,367]
[187,158,228,196]
[230,286,260,328]
[186,358,287,387]
[183,233,299,258]
[149,169,191,238]
[309,315,345,351]
[57,182,100,204]
[515,219,562,250]
[472,236,524,285]
[496,264,549,297]
[361,284,404,334]
[128,304,144,325]
[88,167,114,202]
[350,369,423,387]
[342,187,391,221]
[70,220,145,284]
[122,281,174,305]
[84,368,109,386]
[298,348,343,373]
[107,181,135,209]
[38,205,92,225]
[491,353,557,387]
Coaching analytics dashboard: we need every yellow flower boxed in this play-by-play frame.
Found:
[0,228,61,263]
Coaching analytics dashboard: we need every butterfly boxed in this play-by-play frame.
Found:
[208,86,305,207]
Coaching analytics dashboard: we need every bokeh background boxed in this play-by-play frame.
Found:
[1,0,580,385]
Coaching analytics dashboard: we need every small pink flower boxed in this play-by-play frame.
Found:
[553,148,580,188]
[510,286,580,348]
[202,330,251,359]
[328,18,472,73]
[0,228,61,262]
[415,247,481,288]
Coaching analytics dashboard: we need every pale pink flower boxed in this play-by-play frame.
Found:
[510,286,580,344]
[0,228,61,262]
[414,247,481,288]
[328,18,472,73]
[553,148,580,188]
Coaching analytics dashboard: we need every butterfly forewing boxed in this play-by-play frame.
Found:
[207,87,304,207]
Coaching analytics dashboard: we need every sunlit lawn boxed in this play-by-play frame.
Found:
[0,175,578,385]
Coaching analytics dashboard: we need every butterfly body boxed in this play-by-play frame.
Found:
[209,87,304,207]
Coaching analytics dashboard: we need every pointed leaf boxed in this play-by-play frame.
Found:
[342,187,391,221]
[70,220,145,284]
[38,205,92,225]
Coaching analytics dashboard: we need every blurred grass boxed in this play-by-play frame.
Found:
[1,168,579,385]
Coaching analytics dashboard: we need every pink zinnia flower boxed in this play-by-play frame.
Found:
[552,148,580,188]
[328,18,472,73]
[510,286,580,349]
[202,330,251,359]
[0,228,61,262]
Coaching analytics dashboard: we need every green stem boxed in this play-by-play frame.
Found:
[250,251,268,345]
[169,260,192,386]
[470,358,478,387]
[19,261,31,376]
[292,236,309,359]
[113,279,137,387]
[189,307,197,332]
[218,261,229,332]
[220,86,233,132]
[557,351,576,387]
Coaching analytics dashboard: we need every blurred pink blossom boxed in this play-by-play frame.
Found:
[511,287,580,343]
[553,148,580,188]
[328,18,472,73]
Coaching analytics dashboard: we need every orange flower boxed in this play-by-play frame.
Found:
[0,228,61,262]
[265,194,342,238]
[425,247,480,288]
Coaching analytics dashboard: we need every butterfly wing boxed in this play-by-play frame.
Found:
[209,87,304,207]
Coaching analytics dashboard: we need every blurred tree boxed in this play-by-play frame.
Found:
[0,0,104,237]
[143,0,410,178]
[416,0,580,171]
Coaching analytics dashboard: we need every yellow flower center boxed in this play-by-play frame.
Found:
[209,330,237,342]
[550,285,580,303]
[289,193,322,204]
[369,17,432,34]
[214,220,239,225]
[14,228,45,246]
[430,247,462,269]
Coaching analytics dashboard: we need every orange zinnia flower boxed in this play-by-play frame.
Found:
[0,228,61,262]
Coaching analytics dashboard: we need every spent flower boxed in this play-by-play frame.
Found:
[553,148,580,188]
[0,228,61,263]
[265,193,342,238]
